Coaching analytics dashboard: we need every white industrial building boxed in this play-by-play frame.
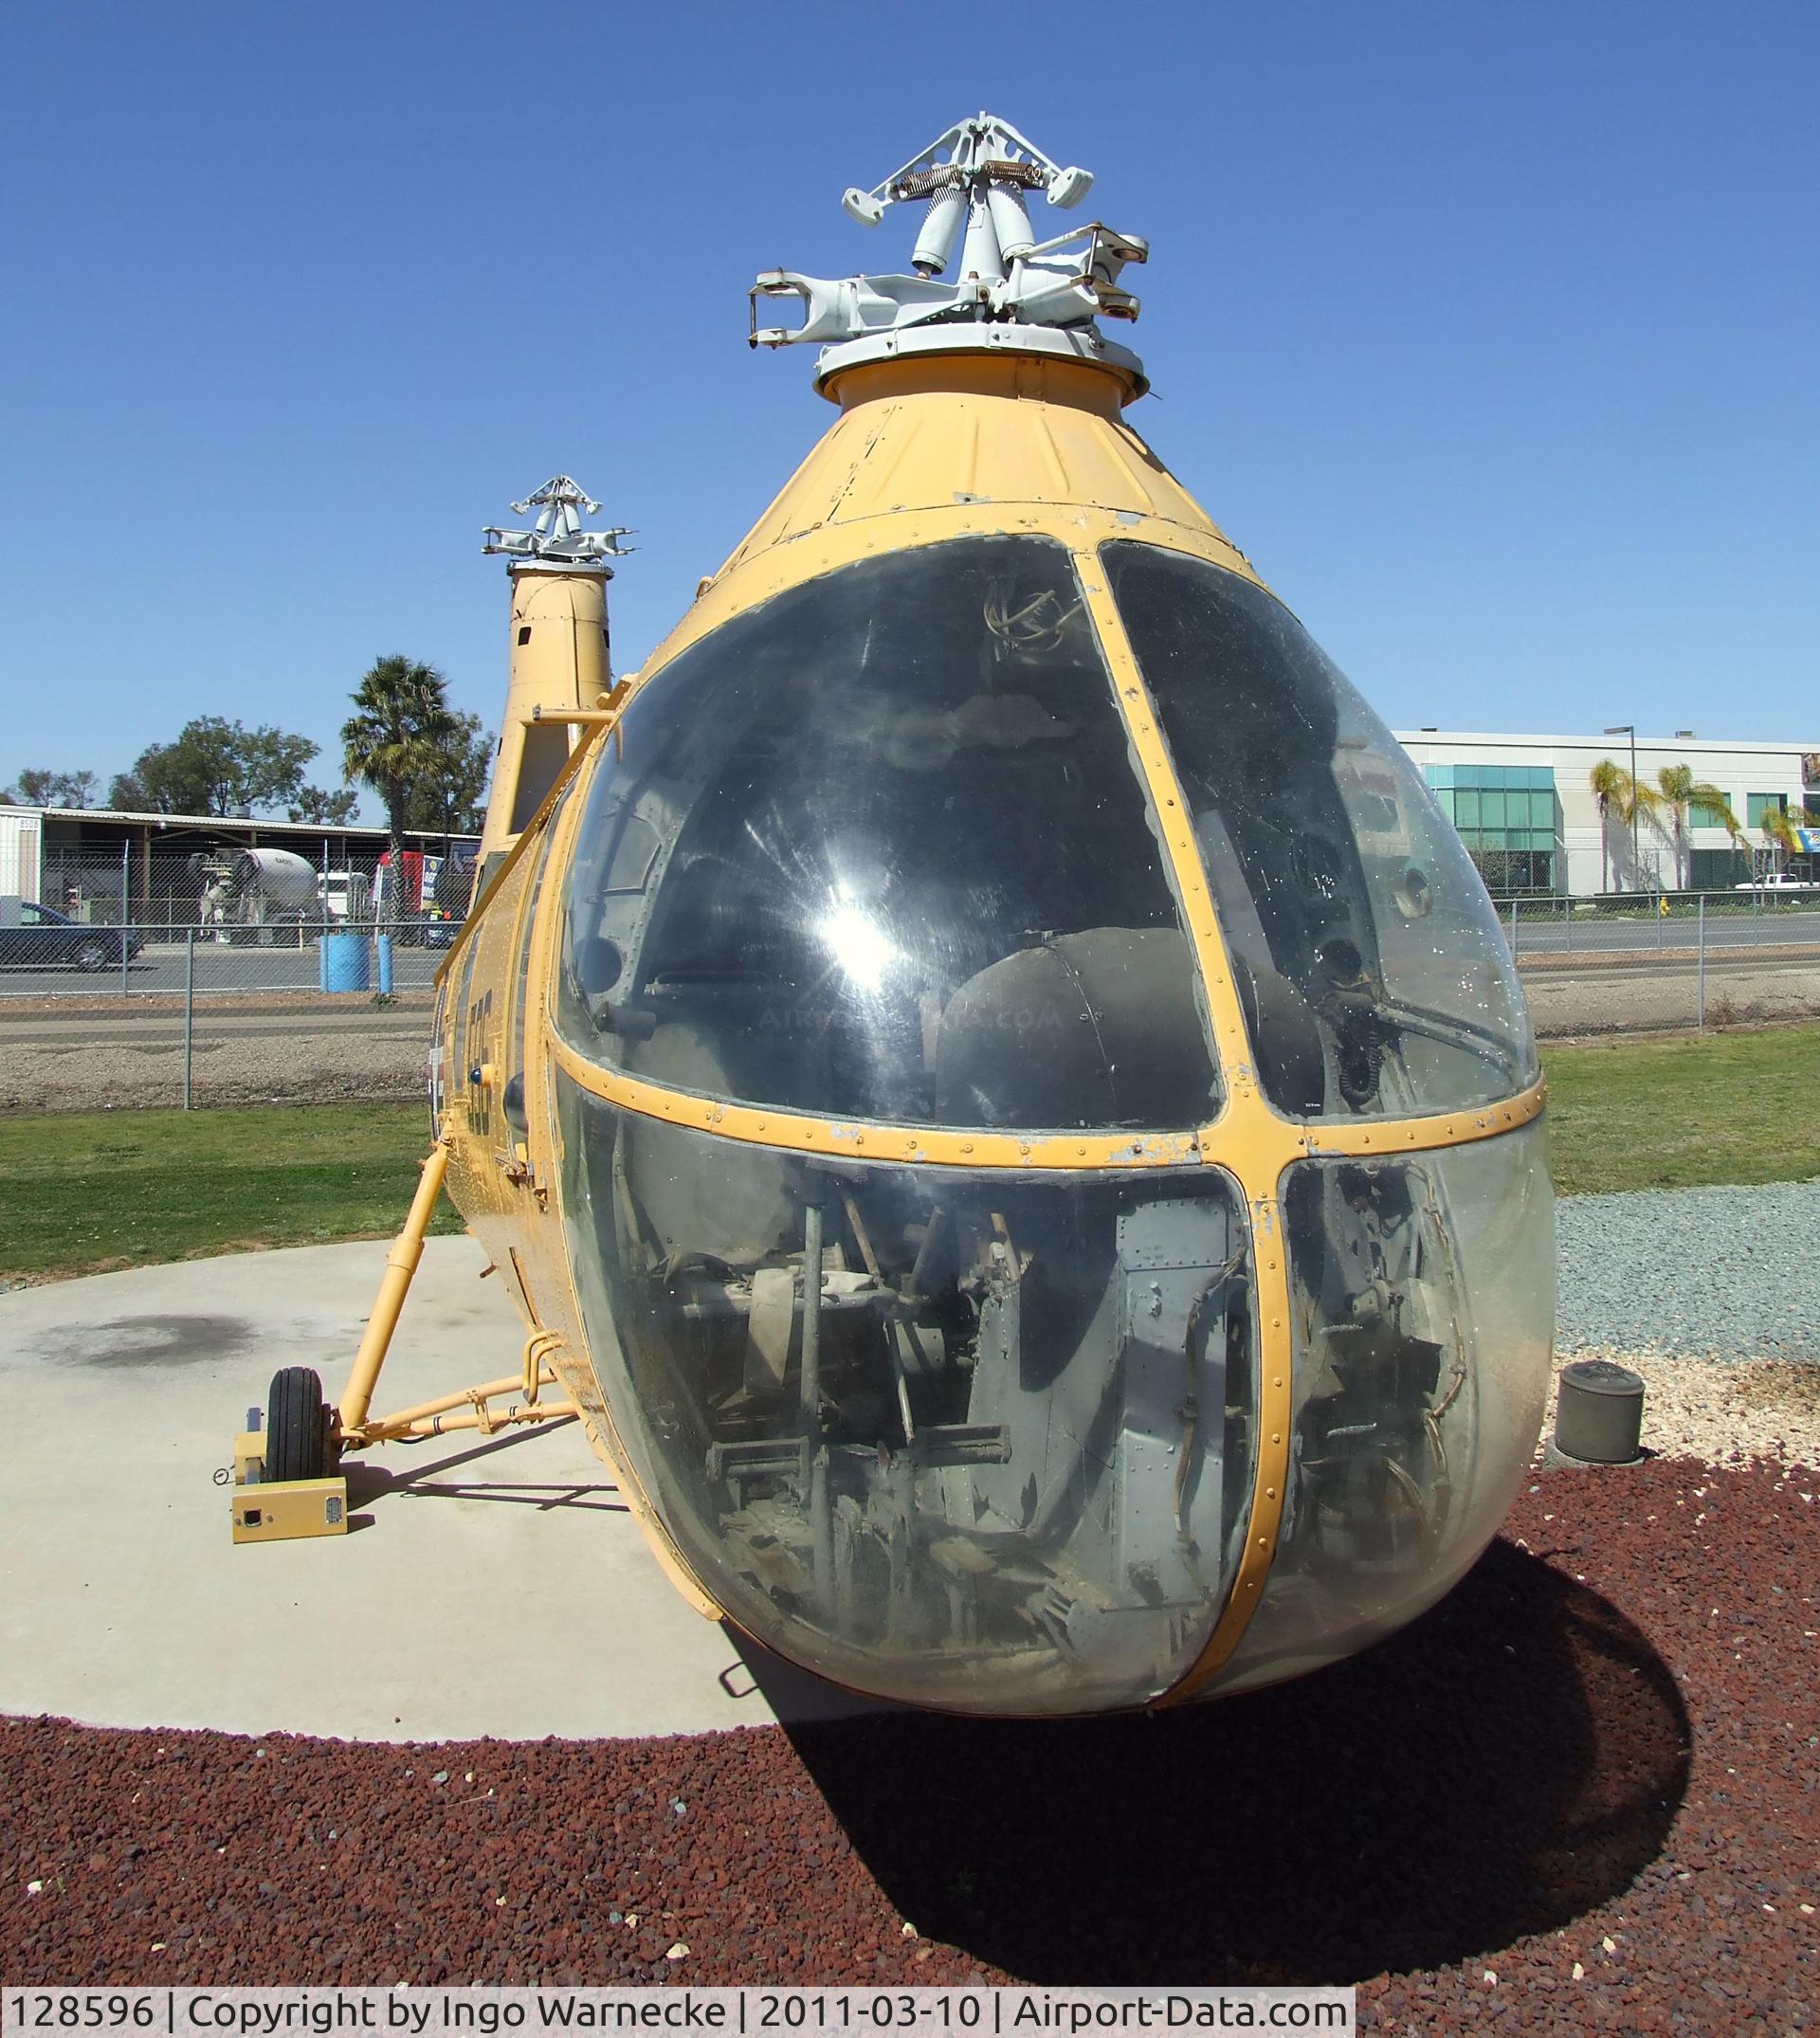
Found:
[1393,729,1818,895]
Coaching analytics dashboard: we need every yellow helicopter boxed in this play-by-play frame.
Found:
[229,114,1555,1718]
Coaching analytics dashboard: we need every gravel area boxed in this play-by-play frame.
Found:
[1520,955,1820,1038]
[0,1025,427,1111]
[3,1457,1815,2026]
[1558,1183,1820,1360]
[1550,1351,1820,1469]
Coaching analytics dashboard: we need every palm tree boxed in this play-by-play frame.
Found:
[1656,764,1741,890]
[1629,773,1665,887]
[1760,804,1801,878]
[342,656,460,911]
[1589,759,1664,891]
[1590,760,1624,893]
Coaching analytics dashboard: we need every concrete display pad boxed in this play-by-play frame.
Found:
[0,1239,872,1742]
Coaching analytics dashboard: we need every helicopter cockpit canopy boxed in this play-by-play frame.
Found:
[557,534,1533,1136]
[537,531,1548,1714]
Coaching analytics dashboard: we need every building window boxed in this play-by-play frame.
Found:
[1690,846,1751,889]
[1688,797,1734,828]
[1423,764,1558,894]
[1747,792,1788,828]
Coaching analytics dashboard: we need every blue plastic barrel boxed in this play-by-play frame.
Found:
[319,931,372,993]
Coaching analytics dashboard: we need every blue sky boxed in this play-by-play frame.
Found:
[3,2,1815,815]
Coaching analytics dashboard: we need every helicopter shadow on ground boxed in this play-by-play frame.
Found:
[340,1418,629,1524]
[757,1538,1692,1986]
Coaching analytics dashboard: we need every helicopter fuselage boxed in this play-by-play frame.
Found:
[429,351,1554,1718]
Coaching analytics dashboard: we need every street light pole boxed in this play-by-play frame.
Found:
[1605,723,1638,889]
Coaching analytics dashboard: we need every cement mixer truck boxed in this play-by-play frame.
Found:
[190,846,321,943]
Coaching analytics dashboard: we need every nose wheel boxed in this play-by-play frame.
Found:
[228,1367,347,1544]
[265,1366,336,1483]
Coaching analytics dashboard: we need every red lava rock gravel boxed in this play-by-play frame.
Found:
[4,1457,1816,2030]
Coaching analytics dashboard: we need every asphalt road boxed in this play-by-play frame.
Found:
[0,937,448,999]
[1504,905,1820,955]
[1522,949,1820,983]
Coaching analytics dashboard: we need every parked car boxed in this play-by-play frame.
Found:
[0,901,144,971]
[1734,873,1817,891]
[389,909,464,950]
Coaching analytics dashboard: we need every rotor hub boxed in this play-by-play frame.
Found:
[748,113,1149,398]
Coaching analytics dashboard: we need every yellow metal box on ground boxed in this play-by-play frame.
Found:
[229,1477,348,1544]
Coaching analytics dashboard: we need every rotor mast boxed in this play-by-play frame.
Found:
[475,475,633,880]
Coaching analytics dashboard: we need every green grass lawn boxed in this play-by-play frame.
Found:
[0,1104,462,1283]
[2,1024,1815,1281]
[1540,1023,1820,1196]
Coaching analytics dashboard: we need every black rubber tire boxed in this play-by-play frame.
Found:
[266,1366,331,1483]
[73,937,109,973]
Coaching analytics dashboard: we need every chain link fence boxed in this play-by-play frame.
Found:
[1502,888,1820,1039]
[2,888,1817,1113]
[0,920,444,1113]
[0,841,472,1109]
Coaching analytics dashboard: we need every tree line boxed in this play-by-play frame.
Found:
[2,658,493,871]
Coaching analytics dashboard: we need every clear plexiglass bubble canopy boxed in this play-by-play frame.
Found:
[474,115,1556,1716]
